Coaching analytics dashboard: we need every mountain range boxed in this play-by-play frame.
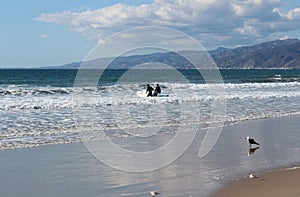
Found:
[210,38,300,69]
[52,38,300,69]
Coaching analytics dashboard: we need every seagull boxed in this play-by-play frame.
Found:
[246,136,259,147]
[149,191,160,197]
[249,174,258,179]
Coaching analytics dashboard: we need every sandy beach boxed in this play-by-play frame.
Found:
[211,167,300,197]
[1,115,300,196]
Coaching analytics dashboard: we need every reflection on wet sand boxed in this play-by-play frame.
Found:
[0,116,300,197]
[247,147,260,156]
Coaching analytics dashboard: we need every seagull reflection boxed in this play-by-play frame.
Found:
[247,147,260,156]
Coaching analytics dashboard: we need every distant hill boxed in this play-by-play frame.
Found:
[210,38,300,69]
[50,38,300,69]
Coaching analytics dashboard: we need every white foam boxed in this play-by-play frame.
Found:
[1,81,300,150]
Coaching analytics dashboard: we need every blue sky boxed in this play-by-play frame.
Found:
[0,0,299,68]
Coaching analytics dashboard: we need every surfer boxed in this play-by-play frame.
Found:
[146,84,154,97]
[153,84,161,96]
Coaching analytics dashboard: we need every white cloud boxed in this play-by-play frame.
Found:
[286,7,300,19]
[35,0,300,48]
[231,0,281,19]
[279,35,289,40]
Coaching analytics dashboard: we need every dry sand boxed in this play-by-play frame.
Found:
[211,167,300,197]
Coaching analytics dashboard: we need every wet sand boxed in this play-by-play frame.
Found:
[1,115,300,196]
[211,167,300,197]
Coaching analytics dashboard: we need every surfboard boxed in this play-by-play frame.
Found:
[137,91,147,97]
[157,93,169,97]
[136,91,169,98]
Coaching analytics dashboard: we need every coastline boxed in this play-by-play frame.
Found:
[210,114,300,197]
[1,114,300,196]
[211,166,300,197]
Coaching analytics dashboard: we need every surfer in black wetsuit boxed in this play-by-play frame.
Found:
[153,84,161,96]
[146,84,154,97]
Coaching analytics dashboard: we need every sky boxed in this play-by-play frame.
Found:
[0,0,299,68]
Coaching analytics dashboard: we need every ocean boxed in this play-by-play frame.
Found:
[0,68,300,150]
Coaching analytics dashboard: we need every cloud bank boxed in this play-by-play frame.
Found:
[36,0,300,48]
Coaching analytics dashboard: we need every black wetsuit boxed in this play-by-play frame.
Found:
[153,85,161,96]
[146,85,154,97]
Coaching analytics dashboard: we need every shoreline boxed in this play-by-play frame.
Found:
[210,165,300,197]
[210,114,300,197]
[1,114,300,196]
[1,113,300,151]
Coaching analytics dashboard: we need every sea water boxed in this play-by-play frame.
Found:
[0,69,300,149]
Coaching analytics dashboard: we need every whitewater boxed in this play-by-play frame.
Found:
[1,73,300,149]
